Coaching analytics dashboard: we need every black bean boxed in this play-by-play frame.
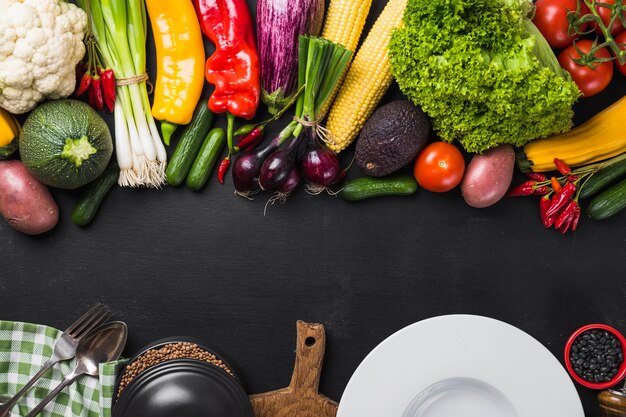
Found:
[612,339,618,348]
[619,352,624,362]
[583,334,591,340]
[601,366,610,372]
[572,345,579,353]
[607,355,616,363]
[609,348,617,355]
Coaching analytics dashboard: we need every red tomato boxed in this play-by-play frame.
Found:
[615,31,626,76]
[558,40,614,97]
[592,0,626,35]
[414,142,465,193]
[533,0,588,48]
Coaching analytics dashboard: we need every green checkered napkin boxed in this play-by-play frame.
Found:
[0,321,126,417]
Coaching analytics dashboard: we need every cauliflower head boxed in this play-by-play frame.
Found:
[0,0,87,114]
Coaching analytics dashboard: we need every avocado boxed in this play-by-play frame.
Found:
[356,100,430,177]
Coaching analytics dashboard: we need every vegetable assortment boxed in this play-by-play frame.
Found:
[1,0,626,236]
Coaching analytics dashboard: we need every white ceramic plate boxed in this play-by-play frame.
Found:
[337,315,584,417]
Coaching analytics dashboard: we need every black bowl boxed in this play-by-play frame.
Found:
[114,336,244,401]
[112,359,255,417]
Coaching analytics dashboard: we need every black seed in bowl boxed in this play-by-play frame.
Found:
[570,329,624,383]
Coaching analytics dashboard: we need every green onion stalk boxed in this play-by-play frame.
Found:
[275,36,352,146]
[77,0,167,188]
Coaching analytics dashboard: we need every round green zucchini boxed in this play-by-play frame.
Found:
[19,100,113,189]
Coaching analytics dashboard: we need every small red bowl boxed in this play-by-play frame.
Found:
[564,324,626,389]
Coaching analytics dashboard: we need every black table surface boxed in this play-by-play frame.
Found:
[2,1,625,416]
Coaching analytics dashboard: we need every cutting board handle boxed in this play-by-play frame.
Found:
[289,321,326,394]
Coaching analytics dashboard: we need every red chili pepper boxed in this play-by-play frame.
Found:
[526,172,548,182]
[571,202,581,231]
[567,174,579,182]
[217,157,231,184]
[546,182,577,218]
[76,72,92,97]
[235,127,263,151]
[507,180,535,197]
[554,158,571,175]
[243,134,264,152]
[100,68,116,113]
[89,75,104,112]
[555,200,581,234]
[193,0,261,120]
[533,186,550,195]
[555,200,576,229]
[551,177,562,193]
[539,195,554,228]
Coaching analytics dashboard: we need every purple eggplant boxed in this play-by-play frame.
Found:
[257,0,324,114]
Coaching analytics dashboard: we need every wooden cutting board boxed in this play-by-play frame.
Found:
[250,321,337,417]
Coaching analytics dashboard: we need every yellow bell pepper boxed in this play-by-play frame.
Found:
[0,107,20,158]
[146,0,205,145]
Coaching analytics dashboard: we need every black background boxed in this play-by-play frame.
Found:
[1,1,625,416]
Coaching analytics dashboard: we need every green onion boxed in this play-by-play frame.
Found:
[77,0,166,188]
[281,36,352,143]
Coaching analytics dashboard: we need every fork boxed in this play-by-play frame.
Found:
[0,304,111,417]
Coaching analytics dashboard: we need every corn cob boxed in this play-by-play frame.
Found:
[319,0,373,117]
[325,0,408,153]
[322,0,372,52]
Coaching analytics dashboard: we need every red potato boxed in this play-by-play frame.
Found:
[461,145,515,208]
[0,160,59,235]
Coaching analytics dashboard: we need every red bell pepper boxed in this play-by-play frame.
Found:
[193,0,260,122]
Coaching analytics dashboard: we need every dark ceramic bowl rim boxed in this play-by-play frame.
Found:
[112,358,254,417]
[114,336,242,403]
[564,323,626,389]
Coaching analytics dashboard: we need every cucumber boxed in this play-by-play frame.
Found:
[587,178,626,220]
[186,128,226,191]
[580,159,626,199]
[340,175,418,201]
[71,163,119,226]
[165,100,214,186]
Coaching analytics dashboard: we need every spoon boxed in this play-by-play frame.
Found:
[25,321,127,417]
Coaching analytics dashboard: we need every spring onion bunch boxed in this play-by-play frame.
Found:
[77,0,167,188]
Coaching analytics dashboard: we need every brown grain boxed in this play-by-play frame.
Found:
[117,342,235,398]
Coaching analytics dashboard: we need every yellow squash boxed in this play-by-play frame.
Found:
[0,107,20,159]
[146,0,205,143]
[519,95,626,172]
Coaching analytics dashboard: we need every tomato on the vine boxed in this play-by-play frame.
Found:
[592,0,626,36]
[558,40,614,97]
[414,142,465,193]
[533,0,588,48]
[614,31,626,76]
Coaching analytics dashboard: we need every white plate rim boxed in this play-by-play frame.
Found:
[337,314,584,417]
